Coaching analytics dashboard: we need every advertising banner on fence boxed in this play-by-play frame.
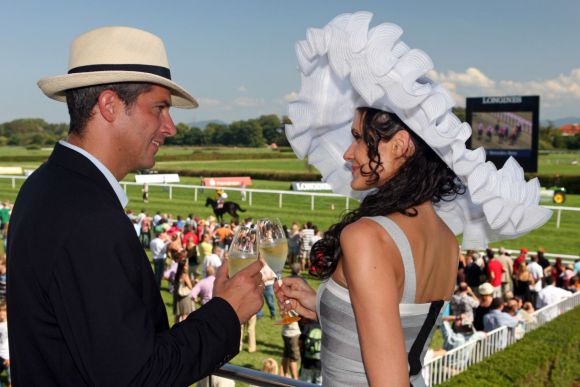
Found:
[135,174,180,184]
[291,182,332,191]
[202,177,253,187]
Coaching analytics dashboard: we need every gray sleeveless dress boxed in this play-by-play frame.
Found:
[316,216,447,386]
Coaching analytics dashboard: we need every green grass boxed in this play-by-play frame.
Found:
[538,153,580,175]
[156,146,286,156]
[155,158,314,173]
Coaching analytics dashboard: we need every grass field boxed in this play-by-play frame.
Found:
[155,158,314,173]
[537,152,580,175]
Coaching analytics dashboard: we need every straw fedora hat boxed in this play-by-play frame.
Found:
[38,26,198,108]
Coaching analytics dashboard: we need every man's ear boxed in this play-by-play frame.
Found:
[97,90,120,123]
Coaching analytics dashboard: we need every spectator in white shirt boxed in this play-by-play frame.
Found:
[536,275,572,320]
[150,231,170,288]
[527,255,544,306]
[201,246,223,278]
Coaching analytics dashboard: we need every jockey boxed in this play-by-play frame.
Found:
[215,188,227,209]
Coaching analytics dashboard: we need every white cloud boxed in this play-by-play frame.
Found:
[238,85,247,93]
[284,91,298,102]
[197,97,223,106]
[233,96,265,107]
[427,67,580,109]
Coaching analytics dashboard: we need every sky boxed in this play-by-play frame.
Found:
[2,0,579,126]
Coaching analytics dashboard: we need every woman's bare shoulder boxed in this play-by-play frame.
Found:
[341,218,388,245]
[340,218,401,265]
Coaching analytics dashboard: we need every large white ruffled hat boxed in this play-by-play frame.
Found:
[285,12,551,249]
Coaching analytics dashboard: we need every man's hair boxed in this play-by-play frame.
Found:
[65,82,154,135]
[491,297,504,310]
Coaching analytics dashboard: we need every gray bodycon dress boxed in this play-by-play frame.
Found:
[316,216,447,386]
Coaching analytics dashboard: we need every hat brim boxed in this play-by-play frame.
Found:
[38,71,198,108]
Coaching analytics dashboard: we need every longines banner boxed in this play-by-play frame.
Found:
[291,182,333,191]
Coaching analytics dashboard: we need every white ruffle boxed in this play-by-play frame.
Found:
[285,12,551,249]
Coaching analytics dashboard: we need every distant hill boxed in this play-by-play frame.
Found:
[542,117,580,127]
[189,120,228,129]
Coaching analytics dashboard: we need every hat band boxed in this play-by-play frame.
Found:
[68,64,172,80]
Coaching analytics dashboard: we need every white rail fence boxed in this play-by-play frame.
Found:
[0,175,351,211]
[422,292,580,385]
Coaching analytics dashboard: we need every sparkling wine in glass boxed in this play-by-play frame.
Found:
[227,226,258,276]
[256,217,300,325]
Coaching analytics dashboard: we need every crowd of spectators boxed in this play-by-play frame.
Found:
[125,208,324,383]
[443,247,579,352]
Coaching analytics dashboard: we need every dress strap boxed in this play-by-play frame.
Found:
[364,216,416,304]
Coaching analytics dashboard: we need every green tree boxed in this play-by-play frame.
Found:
[166,123,190,145]
[257,114,282,145]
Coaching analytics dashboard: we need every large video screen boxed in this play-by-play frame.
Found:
[466,96,539,173]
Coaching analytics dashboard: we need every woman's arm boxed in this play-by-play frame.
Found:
[183,272,193,289]
[341,220,409,387]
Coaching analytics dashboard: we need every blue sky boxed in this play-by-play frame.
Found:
[2,0,579,125]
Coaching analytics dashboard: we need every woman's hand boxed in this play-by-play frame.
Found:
[274,277,318,321]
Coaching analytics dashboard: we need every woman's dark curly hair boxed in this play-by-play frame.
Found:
[309,107,465,279]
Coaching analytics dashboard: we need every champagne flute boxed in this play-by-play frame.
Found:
[227,226,258,276]
[256,217,300,325]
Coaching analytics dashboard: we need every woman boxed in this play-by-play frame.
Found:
[279,12,550,386]
[514,263,534,303]
[279,108,462,386]
[173,251,194,323]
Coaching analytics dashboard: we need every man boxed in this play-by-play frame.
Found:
[300,222,315,270]
[473,282,494,331]
[464,252,483,296]
[536,275,572,311]
[7,26,264,386]
[496,247,514,297]
[214,223,233,249]
[202,246,223,278]
[450,282,480,333]
[482,298,519,333]
[486,252,504,298]
[150,230,171,288]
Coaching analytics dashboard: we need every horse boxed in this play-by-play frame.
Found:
[205,197,246,222]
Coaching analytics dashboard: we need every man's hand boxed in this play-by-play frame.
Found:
[213,258,264,324]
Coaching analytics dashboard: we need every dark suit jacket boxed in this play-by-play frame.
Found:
[7,143,240,386]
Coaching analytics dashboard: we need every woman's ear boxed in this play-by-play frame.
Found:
[391,131,414,158]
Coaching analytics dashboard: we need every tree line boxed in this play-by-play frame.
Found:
[0,114,291,148]
[1,109,578,150]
